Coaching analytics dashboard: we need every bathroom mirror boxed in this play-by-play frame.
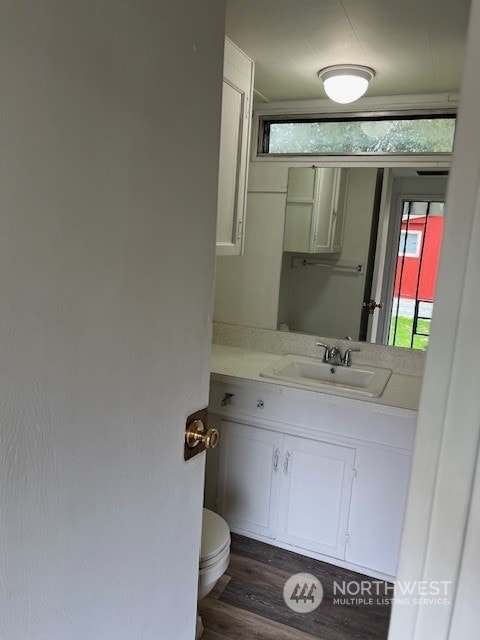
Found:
[214,164,448,349]
[215,0,468,353]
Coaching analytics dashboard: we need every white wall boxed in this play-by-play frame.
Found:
[214,161,289,328]
[214,188,286,328]
[0,2,224,638]
[280,168,379,339]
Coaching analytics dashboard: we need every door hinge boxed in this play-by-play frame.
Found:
[236,219,243,241]
[344,532,351,545]
[352,468,358,481]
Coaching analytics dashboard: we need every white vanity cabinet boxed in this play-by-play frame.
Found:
[283,167,348,253]
[217,420,282,538]
[216,38,254,256]
[276,435,355,560]
[345,445,412,576]
[217,421,355,559]
[206,380,416,580]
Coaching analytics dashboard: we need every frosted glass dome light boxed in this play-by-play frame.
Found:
[318,65,375,104]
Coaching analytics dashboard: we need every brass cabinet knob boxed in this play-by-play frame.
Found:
[185,419,219,450]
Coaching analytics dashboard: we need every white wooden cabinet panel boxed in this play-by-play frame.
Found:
[216,39,254,256]
[286,166,316,201]
[209,381,417,451]
[217,420,282,538]
[284,167,348,254]
[277,435,356,559]
[312,168,337,252]
[283,202,314,252]
[216,81,244,248]
[346,445,412,576]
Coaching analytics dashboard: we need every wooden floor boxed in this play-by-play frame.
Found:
[199,533,392,640]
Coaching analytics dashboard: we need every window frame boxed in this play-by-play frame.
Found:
[257,109,457,158]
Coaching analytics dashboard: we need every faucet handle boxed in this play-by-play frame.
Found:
[343,348,360,367]
[315,342,330,362]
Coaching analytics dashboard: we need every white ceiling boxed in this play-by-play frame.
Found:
[225,0,471,103]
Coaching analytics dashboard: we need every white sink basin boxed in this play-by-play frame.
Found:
[260,354,392,398]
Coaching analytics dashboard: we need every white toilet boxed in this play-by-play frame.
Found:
[196,508,230,639]
[198,508,231,599]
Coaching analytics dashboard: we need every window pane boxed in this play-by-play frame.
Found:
[408,201,428,216]
[267,117,455,155]
[429,202,445,215]
[399,230,422,257]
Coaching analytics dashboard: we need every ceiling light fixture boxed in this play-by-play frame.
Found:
[318,65,375,104]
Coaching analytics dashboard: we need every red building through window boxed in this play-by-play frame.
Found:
[394,214,443,302]
[389,200,444,349]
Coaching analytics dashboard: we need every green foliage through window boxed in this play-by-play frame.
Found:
[264,116,455,155]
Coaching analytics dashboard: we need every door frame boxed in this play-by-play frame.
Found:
[388,0,480,637]
[367,173,448,344]
[378,192,446,345]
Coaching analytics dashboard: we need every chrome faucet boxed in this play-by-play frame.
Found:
[342,348,360,367]
[315,341,360,367]
[328,346,343,365]
[315,342,341,364]
[315,342,331,363]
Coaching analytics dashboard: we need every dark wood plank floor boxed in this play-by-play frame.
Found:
[199,533,392,640]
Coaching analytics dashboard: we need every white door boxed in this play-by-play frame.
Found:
[367,169,394,343]
[277,436,356,559]
[0,3,224,639]
[217,421,283,538]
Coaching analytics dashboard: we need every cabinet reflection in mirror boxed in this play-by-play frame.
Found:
[214,164,448,350]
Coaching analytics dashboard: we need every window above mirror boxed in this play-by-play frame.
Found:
[259,112,456,156]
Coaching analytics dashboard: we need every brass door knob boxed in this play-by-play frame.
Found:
[185,419,219,450]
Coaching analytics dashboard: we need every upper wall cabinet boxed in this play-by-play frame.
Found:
[284,167,349,254]
[216,39,254,256]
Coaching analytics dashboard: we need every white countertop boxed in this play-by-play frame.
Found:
[211,343,422,417]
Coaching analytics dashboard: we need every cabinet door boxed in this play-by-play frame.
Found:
[217,420,283,538]
[286,166,316,201]
[277,435,356,559]
[346,446,412,576]
[312,168,337,253]
[283,202,315,252]
[284,167,316,252]
[284,167,341,254]
[216,39,254,256]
